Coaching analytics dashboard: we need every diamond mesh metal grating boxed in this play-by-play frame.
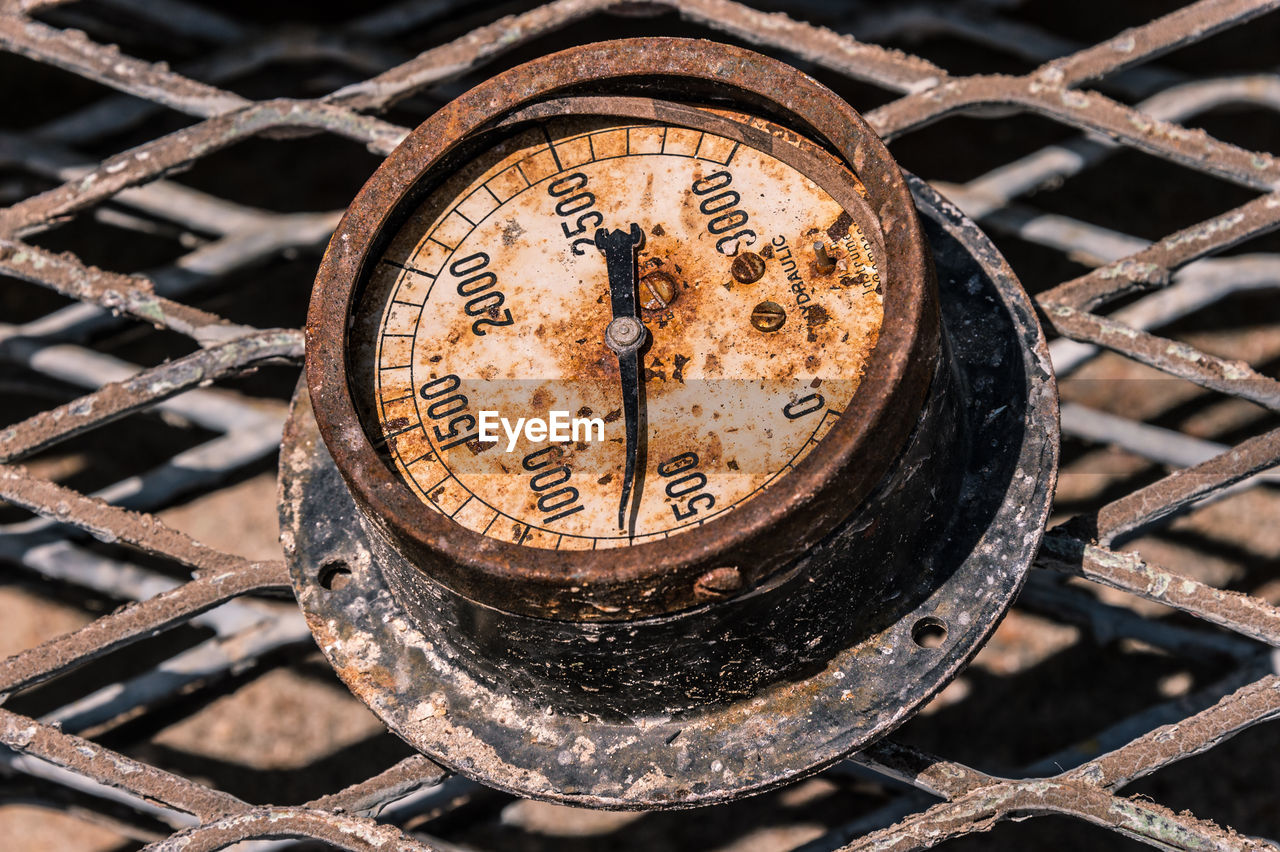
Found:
[1,0,1279,849]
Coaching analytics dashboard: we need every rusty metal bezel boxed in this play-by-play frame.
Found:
[306,38,939,620]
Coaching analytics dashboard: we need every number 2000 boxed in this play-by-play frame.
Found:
[448,252,514,336]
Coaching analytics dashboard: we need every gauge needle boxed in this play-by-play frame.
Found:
[595,223,648,534]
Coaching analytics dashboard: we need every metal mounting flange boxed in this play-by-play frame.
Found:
[280,177,1059,809]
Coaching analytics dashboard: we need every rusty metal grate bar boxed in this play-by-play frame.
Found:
[1,0,1279,849]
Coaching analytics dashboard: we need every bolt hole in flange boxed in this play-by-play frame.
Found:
[318,560,352,591]
[912,616,948,649]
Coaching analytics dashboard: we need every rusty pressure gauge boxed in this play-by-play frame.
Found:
[282,39,1058,808]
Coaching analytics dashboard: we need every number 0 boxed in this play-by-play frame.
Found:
[783,393,825,419]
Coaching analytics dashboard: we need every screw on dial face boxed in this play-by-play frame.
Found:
[349,117,884,551]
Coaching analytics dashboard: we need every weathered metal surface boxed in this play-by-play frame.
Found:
[281,175,1057,805]
[1094,426,1280,543]
[0,704,454,848]
[143,807,443,852]
[0,464,263,575]
[0,557,287,695]
[0,238,251,344]
[0,330,302,461]
[1,0,1278,848]
[844,674,1280,852]
[1044,191,1280,311]
[1039,531,1280,647]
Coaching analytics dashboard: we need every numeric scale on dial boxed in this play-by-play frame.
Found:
[282,38,1058,807]
[356,111,887,555]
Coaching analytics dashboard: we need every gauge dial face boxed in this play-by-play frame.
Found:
[350,118,883,550]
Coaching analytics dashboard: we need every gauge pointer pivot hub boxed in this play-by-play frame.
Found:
[595,224,648,533]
